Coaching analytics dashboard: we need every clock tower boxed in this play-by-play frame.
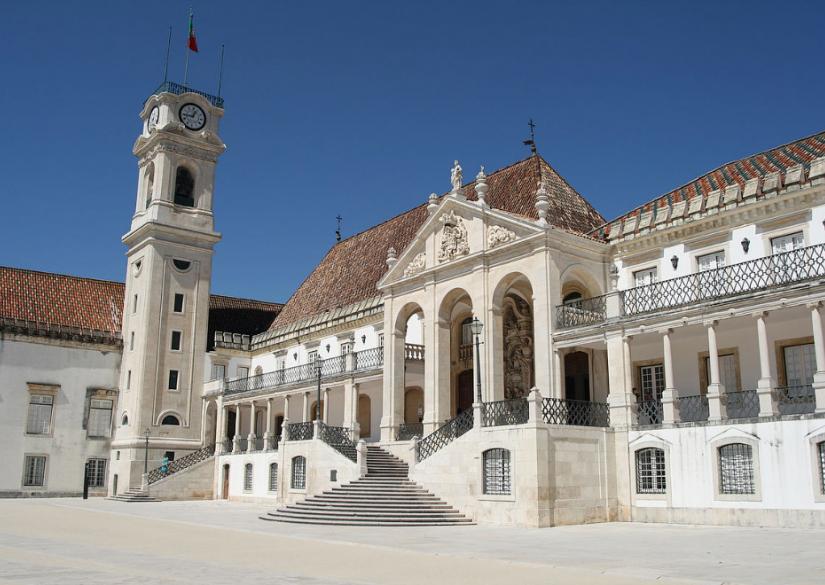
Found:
[109,83,225,494]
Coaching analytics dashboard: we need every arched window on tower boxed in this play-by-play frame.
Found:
[174,166,195,207]
[161,414,181,426]
[144,163,155,210]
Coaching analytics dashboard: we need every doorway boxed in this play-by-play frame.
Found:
[457,370,474,415]
[564,351,591,402]
[222,464,230,499]
[357,395,371,439]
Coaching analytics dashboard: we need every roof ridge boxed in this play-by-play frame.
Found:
[591,128,825,233]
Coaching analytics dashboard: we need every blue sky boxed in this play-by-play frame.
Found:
[1,1,823,303]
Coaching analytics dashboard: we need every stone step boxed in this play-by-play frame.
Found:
[278,509,466,520]
[265,511,472,524]
[295,501,454,510]
[260,515,473,527]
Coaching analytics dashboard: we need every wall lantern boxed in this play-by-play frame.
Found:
[741,237,750,254]
[670,255,679,270]
[361,335,367,344]
[325,344,330,353]
[293,352,298,361]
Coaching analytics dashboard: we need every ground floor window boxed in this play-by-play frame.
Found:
[291,456,306,489]
[818,442,825,495]
[635,448,666,494]
[86,458,107,488]
[482,448,511,495]
[244,463,253,492]
[719,443,755,495]
[23,455,46,487]
[269,463,278,491]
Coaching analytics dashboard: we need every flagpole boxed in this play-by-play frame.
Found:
[217,44,225,97]
[162,26,172,83]
[183,9,192,87]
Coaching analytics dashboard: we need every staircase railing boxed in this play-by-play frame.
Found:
[286,421,314,441]
[543,398,610,427]
[416,409,474,462]
[147,445,214,484]
[396,422,423,440]
[318,422,357,462]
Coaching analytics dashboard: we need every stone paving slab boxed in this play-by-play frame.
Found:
[0,498,822,585]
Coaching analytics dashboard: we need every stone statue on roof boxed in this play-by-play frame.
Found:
[450,160,463,193]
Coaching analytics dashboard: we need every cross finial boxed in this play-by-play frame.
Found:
[336,214,342,242]
[523,119,538,155]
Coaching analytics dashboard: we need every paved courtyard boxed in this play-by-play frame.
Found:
[0,498,822,585]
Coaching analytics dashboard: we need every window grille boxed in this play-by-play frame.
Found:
[88,399,113,438]
[482,449,511,495]
[819,442,825,495]
[86,458,107,488]
[269,463,278,492]
[635,448,667,494]
[719,443,755,495]
[23,455,46,486]
[291,456,306,489]
[26,395,53,434]
[243,463,253,492]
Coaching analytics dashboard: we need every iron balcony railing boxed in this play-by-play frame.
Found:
[555,243,825,328]
[416,409,474,461]
[622,243,825,317]
[724,390,760,419]
[482,399,529,427]
[542,398,610,427]
[147,445,214,484]
[777,384,815,415]
[286,422,314,441]
[556,295,609,329]
[677,394,709,422]
[635,400,664,426]
[354,347,384,371]
[153,81,224,108]
[235,437,249,452]
[396,422,423,441]
[317,422,357,462]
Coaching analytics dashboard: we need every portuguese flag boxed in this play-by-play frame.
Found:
[187,11,199,52]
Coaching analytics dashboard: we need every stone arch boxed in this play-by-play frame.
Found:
[559,264,603,302]
[492,272,535,400]
[437,288,475,417]
[203,400,218,446]
[143,162,155,210]
[173,164,196,207]
[404,386,424,424]
[357,394,371,438]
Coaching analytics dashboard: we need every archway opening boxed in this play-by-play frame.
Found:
[564,351,590,402]
[357,394,371,438]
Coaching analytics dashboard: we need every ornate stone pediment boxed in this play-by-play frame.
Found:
[437,210,469,263]
[487,225,516,249]
[403,252,427,277]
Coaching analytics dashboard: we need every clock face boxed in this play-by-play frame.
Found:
[179,103,206,130]
[148,106,159,130]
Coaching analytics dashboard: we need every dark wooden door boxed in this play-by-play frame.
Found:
[222,465,230,499]
[457,370,474,415]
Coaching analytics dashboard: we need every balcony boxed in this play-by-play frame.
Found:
[556,243,825,329]
[153,81,224,108]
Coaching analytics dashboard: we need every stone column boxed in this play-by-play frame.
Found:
[424,318,451,435]
[810,302,825,413]
[552,348,563,399]
[661,329,680,423]
[755,311,779,416]
[380,325,406,442]
[247,402,256,452]
[232,404,241,453]
[302,391,310,422]
[606,333,636,427]
[705,320,727,421]
[281,394,291,443]
[343,380,359,440]
[264,397,273,450]
[322,387,330,423]
[532,293,553,397]
[216,404,228,454]
[527,387,543,423]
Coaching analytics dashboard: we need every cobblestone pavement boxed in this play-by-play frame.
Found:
[0,498,822,585]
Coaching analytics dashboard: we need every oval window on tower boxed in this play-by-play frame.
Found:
[172,259,192,272]
[174,166,195,207]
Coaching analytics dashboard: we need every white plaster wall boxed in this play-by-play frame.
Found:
[0,337,121,496]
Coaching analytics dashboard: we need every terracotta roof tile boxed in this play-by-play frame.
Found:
[271,155,604,329]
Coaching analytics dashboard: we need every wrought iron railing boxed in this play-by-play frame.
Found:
[354,347,384,371]
[542,398,610,427]
[235,437,249,452]
[677,395,709,422]
[635,400,663,426]
[725,390,760,419]
[404,344,425,360]
[218,438,234,453]
[147,445,214,484]
[153,81,225,108]
[622,243,825,317]
[396,422,424,440]
[318,422,357,462]
[556,295,609,329]
[458,344,473,364]
[416,409,474,461]
[777,385,815,415]
[252,437,265,452]
[482,399,529,427]
[286,422,314,441]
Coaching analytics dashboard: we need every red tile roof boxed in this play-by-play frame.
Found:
[0,266,282,345]
[592,130,825,239]
[271,155,604,329]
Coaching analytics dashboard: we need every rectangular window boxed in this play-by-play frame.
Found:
[291,456,306,489]
[482,448,511,495]
[784,343,816,388]
[168,370,179,390]
[697,251,725,271]
[87,399,113,438]
[704,354,739,392]
[639,364,665,403]
[633,267,658,287]
[129,331,135,351]
[719,443,755,495]
[132,294,138,314]
[237,366,249,379]
[171,330,182,351]
[819,442,825,495]
[126,370,131,390]
[86,458,106,488]
[269,463,279,491]
[635,448,667,494]
[771,231,804,254]
[173,293,184,313]
[23,455,46,487]
[26,395,53,435]
[211,364,226,381]
[307,351,318,365]
[244,463,254,492]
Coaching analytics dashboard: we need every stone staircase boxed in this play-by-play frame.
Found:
[108,487,159,503]
[262,445,472,526]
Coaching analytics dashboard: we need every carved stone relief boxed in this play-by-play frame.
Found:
[503,294,534,399]
[403,252,427,277]
[487,225,516,249]
[437,210,469,263]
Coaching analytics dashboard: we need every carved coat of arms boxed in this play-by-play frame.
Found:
[437,210,469,263]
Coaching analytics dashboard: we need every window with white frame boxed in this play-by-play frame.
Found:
[211,364,226,381]
[704,354,739,392]
[173,293,185,313]
[718,443,755,495]
[244,463,253,492]
[633,267,658,287]
[86,458,107,488]
[168,370,179,390]
[697,251,726,297]
[26,395,53,435]
[87,399,113,438]
[635,448,666,494]
[482,448,511,495]
[170,330,182,351]
[784,343,816,388]
[771,231,804,254]
[237,366,249,379]
[23,455,46,487]
[771,232,805,283]
[817,442,825,495]
[291,456,306,489]
[639,364,665,403]
[269,462,278,491]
